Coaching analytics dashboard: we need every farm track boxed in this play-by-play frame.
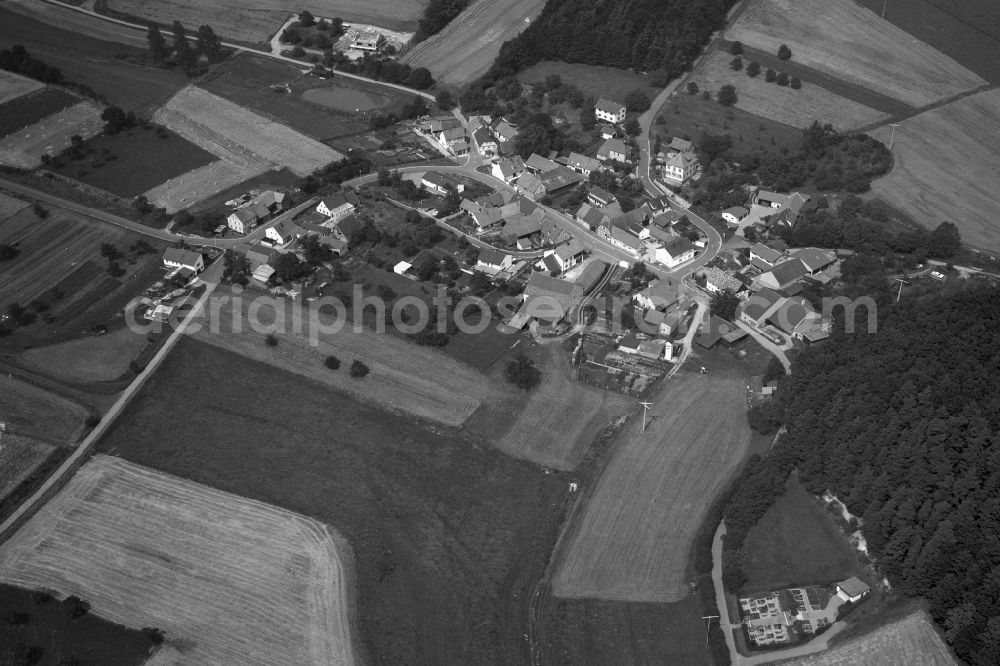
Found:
[0,102,103,168]
[0,455,357,665]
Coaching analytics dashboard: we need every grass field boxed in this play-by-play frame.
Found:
[0,375,87,445]
[868,88,1000,252]
[0,582,157,666]
[0,101,104,168]
[103,0,426,44]
[403,0,545,85]
[740,475,865,594]
[0,87,80,138]
[0,455,358,665]
[21,326,151,383]
[0,436,55,503]
[199,54,370,140]
[791,610,957,666]
[189,291,500,426]
[0,4,189,114]
[855,0,1000,84]
[687,49,889,130]
[0,70,43,105]
[552,367,753,602]
[97,337,570,664]
[0,191,29,219]
[519,61,661,105]
[727,0,985,107]
[48,123,215,198]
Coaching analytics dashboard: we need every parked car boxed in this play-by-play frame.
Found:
[930,271,945,280]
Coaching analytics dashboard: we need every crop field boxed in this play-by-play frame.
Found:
[49,124,216,198]
[97,337,570,664]
[142,159,263,212]
[0,101,103,168]
[726,0,986,107]
[855,0,1000,84]
[0,87,79,138]
[0,191,29,219]
[0,5,188,114]
[0,435,55,503]
[518,61,662,105]
[687,50,889,131]
[0,202,124,311]
[552,369,753,602]
[868,89,1000,252]
[792,610,957,666]
[0,455,358,665]
[403,0,545,85]
[190,292,500,427]
[199,54,371,140]
[21,326,151,383]
[0,70,43,105]
[102,0,426,44]
[0,375,87,445]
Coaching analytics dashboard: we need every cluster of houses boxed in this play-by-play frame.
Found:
[460,188,573,252]
[722,189,813,235]
[509,259,609,329]
[740,577,870,648]
[574,192,699,268]
[225,190,288,234]
[417,116,470,157]
[488,151,587,202]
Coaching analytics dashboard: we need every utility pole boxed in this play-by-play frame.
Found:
[888,123,900,150]
[639,401,653,432]
[894,277,909,303]
[701,615,720,645]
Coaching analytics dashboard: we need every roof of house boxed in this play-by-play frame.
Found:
[740,287,784,321]
[523,272,582,319]
[750,242,784,264]
[644,308,667,325]
[609,225,643,251]
[588,186,614,204]
[441,126,465,141]
[252,264,275,282]
[163,247,201,266]
[638,339,665,358]
[652,209,681,228]
[232,207,257,224]
[669,137,693,153]
[662,237,695,259]
[600,124,616,137]
[539,166,584,191]
[566,152,601,172]
[430,117,461,132]
[478,247,509,267]
[618,333,641,350]
[421,171,454,188]
[517,172,546,195]
[767,297,811,334]
[473,126,494,145]
[320,191,354,211]
[789,247,836,272]
[838,577,870,597]
[575,203,609,228]
[664,150,697,170]
[542,254,561,274]
[756,189,789,205]
[502,208,546,238]
[494,121,518,140]
[555,238,585,261]
[637,278,679,308]
[525,153,559,173]
[724,206,749,218]
[767,258,809,287]
[702,266,742,292]
[270,220,304,241]
[596,98,626,115]
[495,156,526,179]
[575,260,607,292]
[767,239,789,252]
[598,138,630,157]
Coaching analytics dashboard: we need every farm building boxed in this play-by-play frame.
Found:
[574,203,611,231]
[617,333,642,354]
[637,339,667,360]
[252,264,275,285]
[162,248,204,273]
[600,223,643,255]
[836,577,871,604]
[525,153,559,175]
[565,152,602,176]
[749,242,786,270]
[753,258,809,292]
[421,172,465,196]
[226,190,286,233]
[752,190,812,228]
[634,278,680,311]
[521,272,584,323]
[554,239,586,271]
[701,267,743,294]
[738,287,784,327]
[595,98,627,124]
[597,138,630,163]
[316,192,357,223]
[393,260,412,275]
[789,247,837,274]
[492,156,526,183]
[587,186,615,207]
[539,167,585,195]
[722,206,749,226]
[575,260,608,293]
[234,243,275,269]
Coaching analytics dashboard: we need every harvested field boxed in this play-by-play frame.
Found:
[303,86,396,113]
[48,123,215,198]
[0,191,29,219]
[98,337,570,664]
[0,455,358,665]
[0,101,103,168]
[0,87,79,138]
[0,202,125,311]
[21,326,151,383]
[868,89,1000,252]
[0,435,54,502]
[0,374,87,445]
[0,70,43,105]
[553,369,752,601]
[102,0,426,44]
[726,0,986,107]
[189,291,500,427]
[0,5,188,114]
[790,610,957,666]
[143,159,264,212]
[403,0,545,85]
[518,61,661,105]
[688,50,889,130]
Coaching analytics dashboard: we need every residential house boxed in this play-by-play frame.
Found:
[474,126,496,155]
[467,114,486,132]
[749,242,785,271]
[468,195,536,234]
[436,126,468,155]
[702,266,743,294]
[662,148,697,184]
[789,247,836,275]
[738,287,784,327]
[574,202,610,231]
[648,195,672,215]
[565,152,602,176]
[494,120,518,143]
[393,260,412,275]
[251,264,275,285]
[554,238,586,271]
[587,186,615,207]
[492,156,526,183]
[653,237,696,268]
[598,220,643,255]
[516,172,547,201]
[501,208,547,247]
[595,98,627,124]
[162,247,204,273]
[421,172,465,196]
[837,578,870,604]
[525,153,559,175]
[539,166,584,195]
[226,190,286,233]
[521,272,583,322]
[316,191,357,223]
[752,190,811,228]
[600,125,616,140]
[234,243,275,270]
[428,116,461,133]
[722,206,749,226]
[476,247,514,273]
[266,220,306,246]
[352,31,386,52]
[634,277,680,311]
[597,138,630,163]
[227,207,260,234]
[754,258,809,292]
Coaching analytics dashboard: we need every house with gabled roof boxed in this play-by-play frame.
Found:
[266,220,306,246]
[317,191,357,223]
[600,124,616,140]
[722,206,749,226]
[588,186,616,207]
[539,166,584,195]
[595,98,626,124]
[521,272,584,322]
[738,287,784,327]
[749,242,785,271]
[634,277,680,311]
[474,126,497,155]
[436,126,468,154]
[754,258,809,292]
[597,138,630,163]
[653,237,696,268]
[603,224,643,255]
[492,155,526,183]
[702,266,743,294]
[565,152,602,176]
[574,202,610,231]
[789,247,836,274]
[516,172,547,201]
[662,150,697,184]
[554,238,586,271]
[163,247,204,273]
[476,247,513,273]
[494,120,518,142]
[525,153,559,175]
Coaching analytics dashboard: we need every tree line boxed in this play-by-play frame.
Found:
[725,282,1000,665]
[146,21,224,75]
[0,44,62,83]
[413,0,473,43]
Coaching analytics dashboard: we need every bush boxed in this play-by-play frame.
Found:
[776,71,790,86]
[504,354,542,391]
[63,595,90,619]
[790,76,802,89]
[324,355,341,370]
[686,81,699,95]
[764,68,777,83]
[777,44,792,60]
[264,333,278,347]
[349,359,370,378]
[746,61,761,77]
[730,40,743,55]
[717,85,737,107]
[730,56,743,71]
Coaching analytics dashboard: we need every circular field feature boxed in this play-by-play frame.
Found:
[302,86,393,112]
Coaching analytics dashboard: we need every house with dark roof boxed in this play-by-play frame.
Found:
[227,190,287,233]
[595,98,627,124]
[491,155,526,183]
[648,195,672,215]
[836,577,871,604]
[474,126,496,155]
[163,247,204,273]
[525,153,559,175]
[266,220,306,246]
[477,247,513,273]
[494,120,518,142]
[754,258,809,292]
[600,124,616,139]
[598,221,643,255]
[722,206,749,226]
[749,242,786,271]
[539,166,584,194]
[575,259,608,293]
[515,172,547,201]
[522,272,584,322]
[633,277,680,311]
[587,186,615,207]
[574,202,610,231]
[234,243,275,270]
[317,191,356,223]
[654,237,696,268]
[597,138,630,163]
[789,247,836,274]
[565,152,602,176]
[738,287,784,327]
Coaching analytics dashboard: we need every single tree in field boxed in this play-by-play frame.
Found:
[717,84,738,106]
[324,355,341,370]
[349,359,370,378]
[32,202,48,219]
[730,56,743,71]
[764,68,777,83]
[146,24,167,64]
[687,81,699,95]
[776,71,790,86]
[790,77,802,89]
[197,25,222,62]
[777,44,792,60]
[730,40,744,55]
[746,61,761,77]
[505,354,541,390]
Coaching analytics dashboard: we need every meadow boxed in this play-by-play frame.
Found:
[0,87,79,138]
[21,326,152,383]
[0,70,43,105]
[0,375,87,446]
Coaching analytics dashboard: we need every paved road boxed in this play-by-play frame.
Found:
[37,0,435,101]
[0,267,220,542]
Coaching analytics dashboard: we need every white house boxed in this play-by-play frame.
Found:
[553,239,586,271]
[634,277,680,311]
[473,126,496,155]
[266,220,305,246]
[352,31,386,52]
[600,224,643,255]
[595,98,626,124]
[492,156,526,183]
[476,247,513,273]
[421,172,465,196]
[162,247,204,273]
[662,137,698,184]
[597,138,630,163]
[227,206,259,234]
[316,193,356,223]
[836,577,871,604]
[226,190,285,233]
[722,206,749,226]
[436,126,468,155]
[749,242,785,270]
[393,260,412,275]
[600,125,616,140]
[653,237,696,268]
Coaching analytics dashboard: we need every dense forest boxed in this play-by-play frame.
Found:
[413,0,472,43]
[487,0,736,78]
[725,283,1000,664]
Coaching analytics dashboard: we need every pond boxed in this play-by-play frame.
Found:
[302,86,393,113]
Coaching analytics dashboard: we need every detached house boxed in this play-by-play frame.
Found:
[162,247,204,273]
[516,172,547,201]
[753,258,809,292]
[226,190,286,234]
[474,127,496,155]
[749,243,785,271]
[492,156,526,184]
[553,238,586,271]
[662,137,698,184]
[653,237,696,268]
[634,277,680,311]
[436,126,468,155]
[476,247,514,273]
[595,98,627,124]
[266,220,306,246]
[597,138,630,163]
[565,152,602,176]
[317,191,357,223]
[587,186,615,207]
